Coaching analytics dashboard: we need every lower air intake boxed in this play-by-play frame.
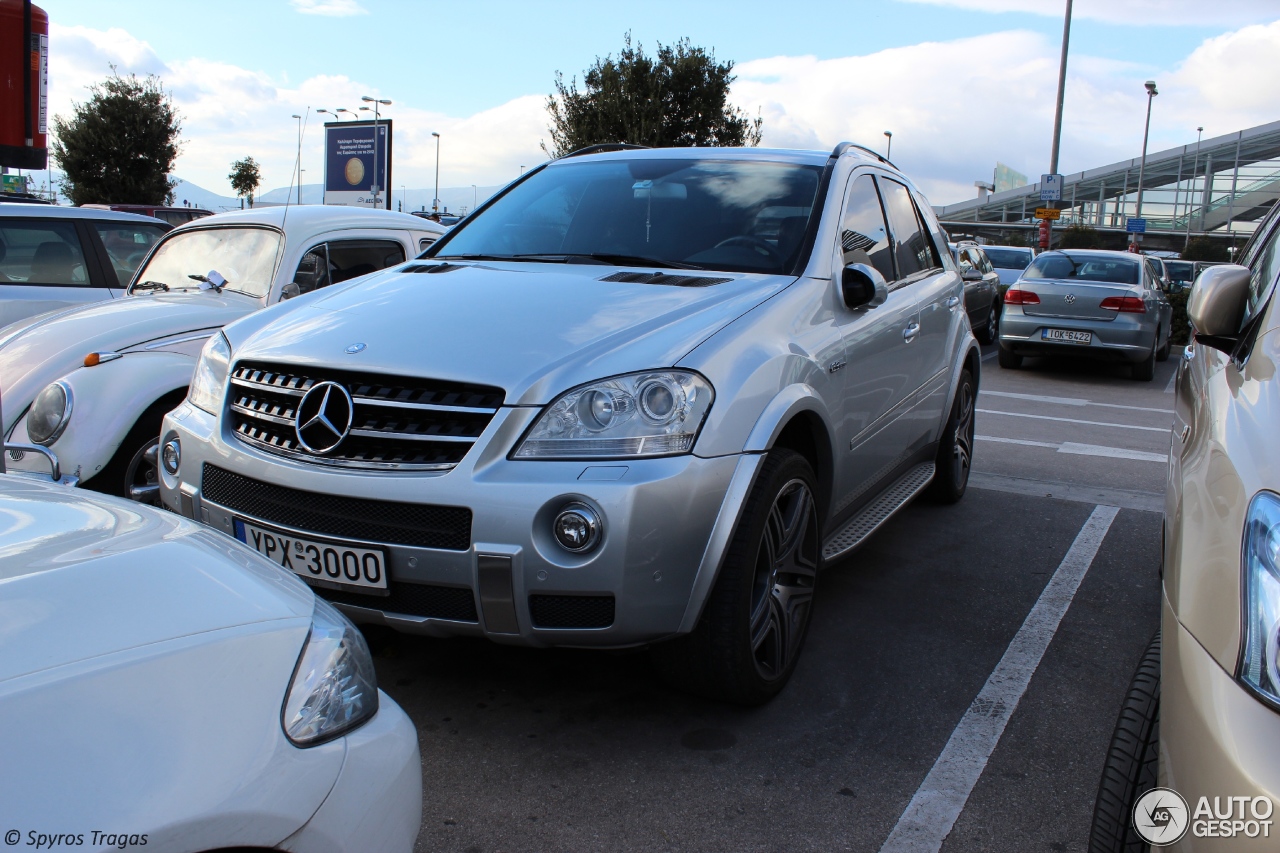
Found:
[528,594,616,629]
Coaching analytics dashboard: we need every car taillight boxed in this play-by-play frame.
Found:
[1005,288,1040,305]
[1099,296,1146,313]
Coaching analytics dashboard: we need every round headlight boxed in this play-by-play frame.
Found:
[577,389,616,431]
[28,382,72,446]
[161,439,181,475]
[553,502,602,553]
[639,379,678,423]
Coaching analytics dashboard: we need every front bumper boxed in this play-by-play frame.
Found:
[280,691,422,853]
[160,402,751,648]
[1161,593,1280,851]
[999,308,1155,363]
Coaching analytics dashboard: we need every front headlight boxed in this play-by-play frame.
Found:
[1240,491,1280,706]
[187,332,231,415]
[27,381,72,446]
[282,597,379,746]
[512,370,714,459]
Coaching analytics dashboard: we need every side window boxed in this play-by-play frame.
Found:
[978,250,994,275]
[955,249,973,273]
[419,236,437,253]
[880,179,938,279]
[91,222,167,287]
[0,219,90,286]
[293,244,331,295]
[838,175,895,282]
[325,239,406,284]
[1244,223,1280,320]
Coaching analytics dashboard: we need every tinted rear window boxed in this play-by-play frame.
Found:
[983,247,1032,269]
[1023,253,1139,285]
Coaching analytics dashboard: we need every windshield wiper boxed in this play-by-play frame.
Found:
[131,280,170,293]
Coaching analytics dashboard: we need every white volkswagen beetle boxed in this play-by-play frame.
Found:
[0,205,443,500]
[0,471,421,851]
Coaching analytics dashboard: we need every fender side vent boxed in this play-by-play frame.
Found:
[598,272,732,287]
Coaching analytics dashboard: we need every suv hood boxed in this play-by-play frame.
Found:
[0,291,257,431]
[0,477,313,683]
[231,263,796,404]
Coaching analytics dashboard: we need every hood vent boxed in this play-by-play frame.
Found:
[404,263,465,274]
[598,271,732,287]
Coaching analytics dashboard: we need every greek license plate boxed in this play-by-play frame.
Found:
[234,519,388,591]
[1042,328,1092,344]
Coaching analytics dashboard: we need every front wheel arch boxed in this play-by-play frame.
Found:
[81,387,190,499]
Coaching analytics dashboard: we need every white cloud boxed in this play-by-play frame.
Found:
[290,0,368,16]
[899,0,1278,27]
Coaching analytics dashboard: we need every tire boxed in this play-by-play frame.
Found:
[1088,632,1161,853]
[975,303,998,345]
[650,448,821,705]
[1156,326,1171,362]
[1132,339,1156,381]
[80,395,182,503]
[928,369,975,504]
[997,344,1022,369]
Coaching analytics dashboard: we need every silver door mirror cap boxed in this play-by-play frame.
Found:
[1188,263,1251,337]
[841,263,889,310]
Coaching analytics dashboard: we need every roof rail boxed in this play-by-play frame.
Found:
[561,143,651,159]
[830,141,896,169]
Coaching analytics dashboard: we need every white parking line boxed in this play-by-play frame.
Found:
[975,435,1167,463]
[976,408,1170,433]
[981,349,996,361]
[878,505,1120,853]
[980,390,1173,415]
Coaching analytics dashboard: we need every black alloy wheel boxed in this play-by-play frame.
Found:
[929,369,975,504]
[748,477,820,681]
[123,438,161,505]
[976,304,998,345]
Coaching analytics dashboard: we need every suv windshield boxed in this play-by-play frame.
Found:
[1023,252,1139,285]
[430,158,824,275]
[132,227,283,298]
[983,247,1032,270]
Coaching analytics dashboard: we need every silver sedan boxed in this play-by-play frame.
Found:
[996,249,1173,381]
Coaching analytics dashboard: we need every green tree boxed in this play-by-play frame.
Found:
[228,157,262,208]
[51,72,182,206]
[543,34,762,157]
[1057,223,1103,249]
[1182,236,1230,262]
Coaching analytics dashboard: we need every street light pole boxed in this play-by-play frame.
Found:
[1133,80,1159,247]
[471,183,477,212]
[361,95,392,209]
[883,131,892,160]
[1044,0,1073,251]
[1185,125,1203,249]
[432,132,441,214]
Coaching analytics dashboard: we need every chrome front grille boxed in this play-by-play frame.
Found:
[228,362,505,470]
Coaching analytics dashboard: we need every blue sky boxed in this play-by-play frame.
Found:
[35,0,1280,204]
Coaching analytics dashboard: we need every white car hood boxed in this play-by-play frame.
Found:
[230,263,796,405]
[0,477,313,683]
[0,291,258,432]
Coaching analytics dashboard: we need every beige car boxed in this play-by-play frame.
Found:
[1089,211,1280,850]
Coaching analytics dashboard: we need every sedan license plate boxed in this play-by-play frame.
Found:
[234,519,388,591]
[1041,328,1092,344]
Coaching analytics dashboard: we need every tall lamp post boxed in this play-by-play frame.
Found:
[471,183,477,213]
[1185,125,1203,249]
[360,95,392,209]
[432,132,441,214]
[291,114,304,205]
[1132,80,1159,248]
[883,131,892,160]
[317,107,355,121]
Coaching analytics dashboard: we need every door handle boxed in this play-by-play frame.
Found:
[903,322,920,342]
[945,296,960,309]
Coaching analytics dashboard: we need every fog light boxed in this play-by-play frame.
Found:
[161,439,181,474]
[553,502,602,553]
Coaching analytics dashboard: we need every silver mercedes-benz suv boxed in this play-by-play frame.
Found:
[159,143,980,703]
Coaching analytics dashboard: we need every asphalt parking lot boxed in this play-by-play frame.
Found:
[373,344,1175,853]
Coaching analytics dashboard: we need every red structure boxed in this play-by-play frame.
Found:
[0,0,48,170]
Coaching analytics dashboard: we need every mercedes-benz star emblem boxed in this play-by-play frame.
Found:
[1064,293,1076,304]
[295,381,354,455]
[346,342,367,354]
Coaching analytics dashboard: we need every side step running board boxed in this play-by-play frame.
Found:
[822,462,935,563]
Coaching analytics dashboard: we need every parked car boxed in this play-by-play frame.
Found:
[0,472,421,852]
[81,203,214,227]
[159,143,980,705]
[981,244,1035,287]
[1089,200,1280,851]
[0,205,444,501]
[1164,258,1196,291]
[997,249,1173,380]
[1146,254,1173,290]
[0,204,171,328]
[949,240,1002,343]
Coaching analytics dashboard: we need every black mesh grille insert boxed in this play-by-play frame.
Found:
[598,271,732,287]
[528,594,616,629]
[319,582,478,622]
[202,463,472,551]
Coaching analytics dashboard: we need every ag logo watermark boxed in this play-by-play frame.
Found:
[1133,788,1275,845]
[1133,788,1189,846]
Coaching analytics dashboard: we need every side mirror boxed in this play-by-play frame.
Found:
[1188,264,1251,352]
[961,268,983,282]
[841,263,889,310]
[280,282,301,301]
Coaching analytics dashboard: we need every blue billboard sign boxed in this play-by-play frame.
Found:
[323,120,392,209]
